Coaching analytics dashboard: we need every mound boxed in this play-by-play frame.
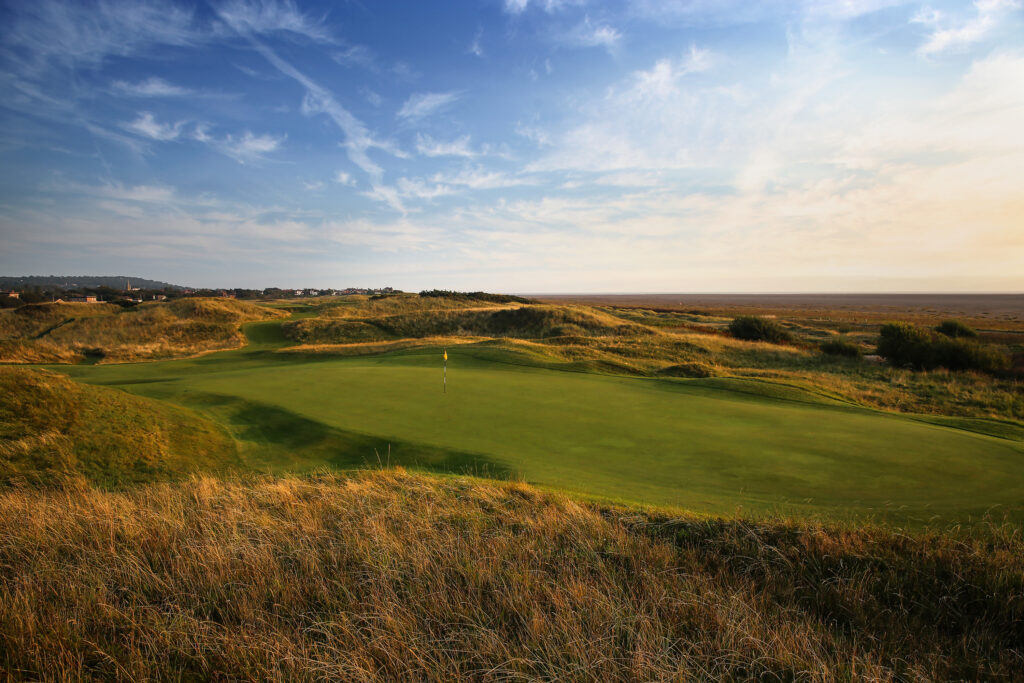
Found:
[0,470,1019,680]
[285,305,650,344]
[0,298,286,363]
[0,302,117,339]
[0,367,237,485]
[166,297,285,323]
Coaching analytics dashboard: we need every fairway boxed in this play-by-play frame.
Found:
[54,328,1024,525]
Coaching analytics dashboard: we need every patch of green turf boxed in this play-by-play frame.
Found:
[53,340,1024,525]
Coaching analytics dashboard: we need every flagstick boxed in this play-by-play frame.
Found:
[443,348,447,393]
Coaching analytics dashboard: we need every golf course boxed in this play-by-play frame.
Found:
[49,310,1024,525]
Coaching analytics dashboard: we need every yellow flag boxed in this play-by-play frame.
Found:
[443,349,448,361]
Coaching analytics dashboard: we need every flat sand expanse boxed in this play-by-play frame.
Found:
[537,293,1024,325]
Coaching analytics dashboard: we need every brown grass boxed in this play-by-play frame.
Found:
[0,469,1021,681]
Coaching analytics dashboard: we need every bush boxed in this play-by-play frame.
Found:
[820,337,862,358]
[935,320,977,339]
[929,337,1008,374]
[877,321,1007,374]
[728,316,792,344]
[876,322,932,369]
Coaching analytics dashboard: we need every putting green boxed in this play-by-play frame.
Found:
[55,332,1024,524]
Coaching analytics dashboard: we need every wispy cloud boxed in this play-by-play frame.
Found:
[397,92,461,121]
[111,77,192,97]
[397,177,455,200]
[223,131,284,161]
[415,134,479,158]
[47,179,178,203]
[193,124,285,162]
[334,171,355,186]
[563,16,621,52]
[430,166,533,190]
[468,28,484,57]
[362,184,406,213]
[913,0,1020,55]
[528,47,725,172]
[503,0,586,14]
[217,2,396,181]
[122,112,186,141]
[333,43,378,70]
[2,0,200,71]
[215,0,332,43]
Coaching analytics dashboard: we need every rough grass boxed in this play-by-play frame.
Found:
[0,469,1020,681]
[0,298,286,363]
[284,304,648,345]
[0,367,238,486]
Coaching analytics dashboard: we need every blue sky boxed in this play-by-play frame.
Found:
[1,0,1022,291]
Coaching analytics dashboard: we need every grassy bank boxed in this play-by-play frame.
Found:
[0,367,238,486]
[0,298,286,363]
[1,469,1020,680]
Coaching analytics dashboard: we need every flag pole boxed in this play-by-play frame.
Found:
[443,347,447,393]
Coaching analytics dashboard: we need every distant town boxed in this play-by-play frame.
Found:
[0,276,399,308]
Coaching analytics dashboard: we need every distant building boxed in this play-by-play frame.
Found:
[66,296,99,303]
[0,291,18,299]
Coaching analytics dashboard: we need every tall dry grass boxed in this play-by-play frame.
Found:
[1,470,1020,681]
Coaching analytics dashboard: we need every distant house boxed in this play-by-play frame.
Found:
[66,296,99,303]
[0,291,19,299]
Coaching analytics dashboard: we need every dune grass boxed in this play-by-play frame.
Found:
[1,469,1020,681]
[0,298,286,364]
[0,366,238,486]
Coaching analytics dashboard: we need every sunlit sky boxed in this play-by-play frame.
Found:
[1,0,1022,291]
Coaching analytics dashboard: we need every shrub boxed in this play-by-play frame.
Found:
[877,321,1008,374]
[728,316,792,344]
[876,322,932,369]
[935,320,977,339]
[929,337,1008,374]
[820,337,862,358]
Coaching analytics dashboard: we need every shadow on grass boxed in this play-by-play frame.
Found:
[181,391,515,480]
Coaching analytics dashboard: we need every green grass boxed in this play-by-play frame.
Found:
[51,320,1024,525]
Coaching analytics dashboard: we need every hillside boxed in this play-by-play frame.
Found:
[0,469,1020,680]
[0,367,238,485]
[0,298,287,363]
